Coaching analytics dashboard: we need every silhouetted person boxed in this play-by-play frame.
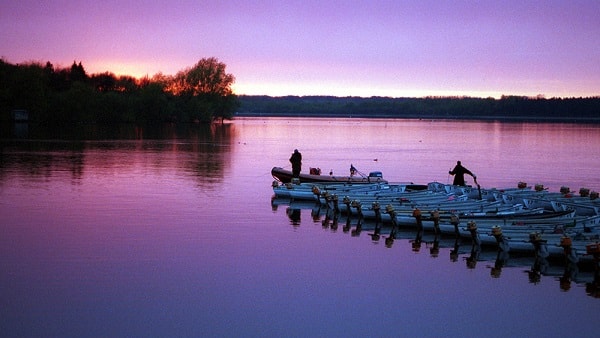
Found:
[449,161,476,186]
[289,149,302,178]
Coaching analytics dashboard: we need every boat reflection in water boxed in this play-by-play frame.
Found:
[586,247,600,297]
[465,221,482,268]
[586,269,600,298]
[528,232,550,284]
[286,207,301,226]
[273,197,600,299]
[271,197,321,226]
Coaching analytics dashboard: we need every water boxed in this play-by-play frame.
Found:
[1,118,599,337]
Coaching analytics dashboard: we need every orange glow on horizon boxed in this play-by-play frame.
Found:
[84,62,598,99]
[232,82,510,99]
[85,61,176,80]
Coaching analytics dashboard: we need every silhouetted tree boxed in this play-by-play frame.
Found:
[0,61,48,118]
[70,61,87,83]
[169,57,238,122]
[116,75,138,92]
[4,57,596,124]
[137,82,172,123]
[214,94,239,122]
[172,57,235,96]
[91,72,117,92]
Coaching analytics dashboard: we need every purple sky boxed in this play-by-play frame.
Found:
[2,0,599,98]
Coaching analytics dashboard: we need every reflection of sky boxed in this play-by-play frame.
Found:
[2,120,600,336]
[1,1,599,98]
[238,118,600,192]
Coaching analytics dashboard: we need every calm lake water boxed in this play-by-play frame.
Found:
[1,117,600,337]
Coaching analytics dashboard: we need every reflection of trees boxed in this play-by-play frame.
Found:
[184,123,235,185]
[0,140,86,183]
[0,123,236,186]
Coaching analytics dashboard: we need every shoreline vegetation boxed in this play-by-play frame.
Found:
[1,58,238,124]
[2,58,599,125]
[236,95,600,123]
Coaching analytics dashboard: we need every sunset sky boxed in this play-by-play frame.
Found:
[2,1,599,98]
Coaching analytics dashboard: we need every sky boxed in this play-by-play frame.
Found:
[1,0,600,98]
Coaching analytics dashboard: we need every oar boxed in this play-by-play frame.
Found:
[473,176,482,200]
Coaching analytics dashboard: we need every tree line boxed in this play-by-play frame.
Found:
[237,95,600,122]
[4,56,598,124]
[1,57,239,124]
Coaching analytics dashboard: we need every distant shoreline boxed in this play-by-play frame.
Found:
[236,95,600,124]
[234,112,600,124]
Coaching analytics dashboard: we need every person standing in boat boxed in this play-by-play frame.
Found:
[289,149,302,178]
[448,161,476,186]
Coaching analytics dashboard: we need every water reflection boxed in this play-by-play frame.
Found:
[4,118,600,336]
[465,222,482,268]
[0,140,87,182]
[528,233,550,284]
[466,243,481,269]
[286,207,301,226]
[429,236,440,258]
[586,269,600,298]
[448,238,461,262]
[490,249,510,278]
[275,199,600,299]
[0,123,235,186]
[320,206,340,232]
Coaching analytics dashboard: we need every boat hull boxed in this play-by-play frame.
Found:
[271,166,388,184]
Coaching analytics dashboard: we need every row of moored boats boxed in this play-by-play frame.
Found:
[272,179,600,263]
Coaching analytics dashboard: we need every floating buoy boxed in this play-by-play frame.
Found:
[587,242,600,255]
[467,221,477,231]
[560,236,572,247]
[412,208,421,218]
[579,187,590,197]
[450,214,459,225]
[529,232,542,242]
